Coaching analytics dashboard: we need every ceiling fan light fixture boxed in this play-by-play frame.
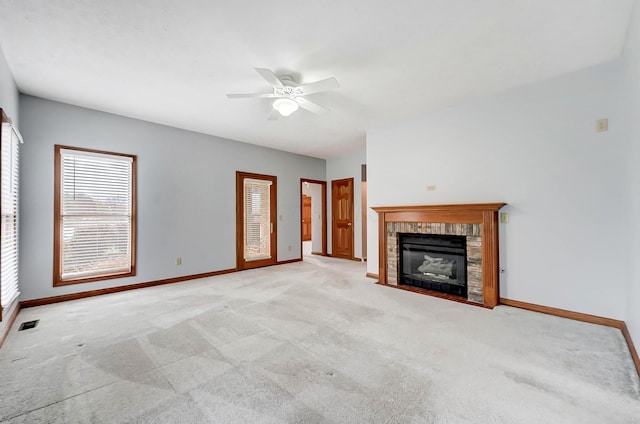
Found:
[273,98,299,116]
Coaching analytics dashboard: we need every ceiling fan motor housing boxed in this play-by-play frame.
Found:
[275,76,302,97]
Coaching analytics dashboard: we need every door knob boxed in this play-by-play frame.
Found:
[348,223,352,227]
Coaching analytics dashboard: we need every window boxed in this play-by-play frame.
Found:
[236,172,277,270]
[244,178,273,261]
[54,146,136,286]
[1,114,22,318]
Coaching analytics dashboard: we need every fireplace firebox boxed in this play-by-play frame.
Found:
[399,233,467,297]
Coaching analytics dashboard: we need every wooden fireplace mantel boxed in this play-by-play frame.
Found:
[373,203,506,308]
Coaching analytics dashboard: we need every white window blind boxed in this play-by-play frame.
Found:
[244,178,272,261]
[59,149,133,280]
[1,121,22,310]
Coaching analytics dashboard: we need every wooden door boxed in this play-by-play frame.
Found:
[302,195,312,241]
[236,171,277,270]
[331,178,354,259]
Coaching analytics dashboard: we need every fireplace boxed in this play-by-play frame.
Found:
[399,233,467,297]
[372,203,505,308]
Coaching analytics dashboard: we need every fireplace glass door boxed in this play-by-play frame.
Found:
[399,233,467,297]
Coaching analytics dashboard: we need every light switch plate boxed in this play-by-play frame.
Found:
[500,213,509,224]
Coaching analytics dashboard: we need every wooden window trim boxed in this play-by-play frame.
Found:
[53,145,137,286]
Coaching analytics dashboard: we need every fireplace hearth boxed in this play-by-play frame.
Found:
[399,233,467,297]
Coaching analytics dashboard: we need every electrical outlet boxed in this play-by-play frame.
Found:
[288,245,292,251]
[176,257,182,265]
[426,184,436,191]
[596,118,608,132]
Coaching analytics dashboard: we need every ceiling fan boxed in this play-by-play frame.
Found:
[226,68,340,119]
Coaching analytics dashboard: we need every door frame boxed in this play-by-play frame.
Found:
[331,177,355,260]
[236,171,277,270]
[299,179,327,257]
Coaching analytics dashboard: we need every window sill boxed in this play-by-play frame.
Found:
[53,269,136,287]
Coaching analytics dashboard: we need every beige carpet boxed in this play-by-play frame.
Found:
[0,255,638,423]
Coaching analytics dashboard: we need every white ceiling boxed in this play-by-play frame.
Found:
[0,0,634,158]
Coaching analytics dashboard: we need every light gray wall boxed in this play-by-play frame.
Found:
[0,44,18,124]
[0,45,19,334]
[18,95,325,301]
[367,60,630,320]
[326,149,366,259]
[623,0,640,358]
[310,184,323,253]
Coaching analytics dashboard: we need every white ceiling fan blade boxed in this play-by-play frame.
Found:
[297,77,340,96]
[267,109,281,120]
[226,93,278,99]
[255,68,283,88]
[295,97,329,115]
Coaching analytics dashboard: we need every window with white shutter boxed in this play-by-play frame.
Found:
[236,172,277,270]
[1,114,22,316]
[54,146,136,286]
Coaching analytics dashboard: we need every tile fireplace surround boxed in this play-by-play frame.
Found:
[372,203,506,308]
